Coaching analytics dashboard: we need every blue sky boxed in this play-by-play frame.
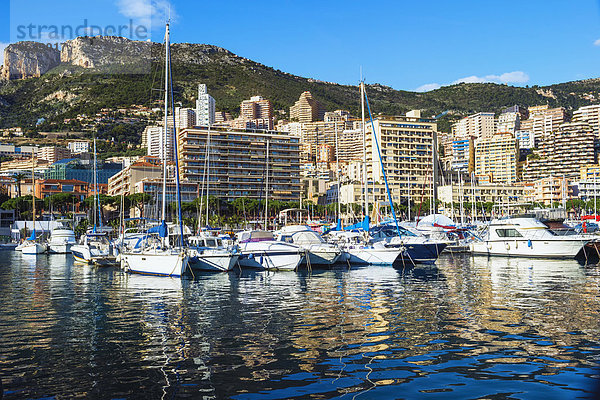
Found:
[1,0,599,92]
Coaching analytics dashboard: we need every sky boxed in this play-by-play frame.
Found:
[1,0,599,92]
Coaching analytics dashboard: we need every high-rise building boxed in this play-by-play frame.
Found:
[365,113,437,203]
[178,126,301,201]
[450,136,473,172]
[324,110,350,122]
[297,121,352,162]
[237,96,274,130]
[290,91,325,122]
[175,107,196,129]
[527,106,568,142]
[474,132,519,184]
[573,104,600,135]
[452,112,496,139]
[67,141,90,154]
[337,129,364,162]
[195,84,216,126]
[39,146,72,164]
[523,121,596,181]
[144,125,174,162]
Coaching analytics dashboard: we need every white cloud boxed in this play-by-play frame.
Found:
[116,0,178,30]
[415,83,441,92]
[594,38,600,46]
[0,42,9,66]
[453,71,529,85]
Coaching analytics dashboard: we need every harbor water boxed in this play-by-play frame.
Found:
[0,252,599,399]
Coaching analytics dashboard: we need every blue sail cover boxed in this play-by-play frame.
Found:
[27,229,36,241]
[344,216,370,231]
[147,220,169,238]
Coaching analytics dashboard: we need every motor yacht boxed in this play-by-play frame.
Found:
[327,230,402,265]
[188,232,239,272]
[470,217,590,258]
[275,225,343,266]
[236,230,304,271]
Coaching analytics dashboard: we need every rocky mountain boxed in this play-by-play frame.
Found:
[0,41,61,80]
[0,36,599,131]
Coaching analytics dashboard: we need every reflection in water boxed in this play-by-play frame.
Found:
[0,253,598,399]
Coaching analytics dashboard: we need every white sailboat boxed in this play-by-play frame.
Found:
[21,157,47,255]
[70,138,116,265]
[120,22,189,277]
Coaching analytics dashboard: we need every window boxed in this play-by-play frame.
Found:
[495,228,522,238]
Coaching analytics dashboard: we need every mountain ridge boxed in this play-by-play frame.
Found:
[0,36,599,132]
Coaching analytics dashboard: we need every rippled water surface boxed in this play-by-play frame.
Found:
[1,252,599,399]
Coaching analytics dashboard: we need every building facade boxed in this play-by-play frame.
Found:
[195,84,216,126]
[452,112,496,139]
[290,91,324,123]
[365,114,437,203]
[474,132,518,184]
[178,126,301,201]
[39,146,72,164]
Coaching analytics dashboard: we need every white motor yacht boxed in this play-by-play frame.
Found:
[327,230,402,265]
[470,217,590,258]
[188,233,239,272]
[48,227,76,254]
[275,225,342,266]
[71,232,116,265]
[236,230,304,271]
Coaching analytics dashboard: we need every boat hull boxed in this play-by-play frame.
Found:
[21,243,47,255]
[71,245,116,265]
[189,252,239,272]
[48,243,74,254]
[345,247,402,265]
[238,241,303,271]
[470,239,586,258]
[121,251,189,277]
[303,248,342,266]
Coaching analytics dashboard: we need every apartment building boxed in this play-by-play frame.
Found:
[145,125,175,162]
[107,156,163,196]
[523,121,596,181]
[450,136,472,172]
[175,107,196,129]
[526,106,568,141]
[531,176,574,206]
[437,183,534,216]
[290,91,325,123]
[67,141,90,154]
[39,146,72,164]
[178,126,301,201]
[195,84,216,126]
[573,104,600,135]
[297,120,352,163]
[337,129,364,162]
[365,112,437,203]
[452,112,496,139]
[474,132,518,184]
[235,96,274,130]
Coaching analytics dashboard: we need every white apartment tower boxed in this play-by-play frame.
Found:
[195,84,216,126]
[452,112,496,139]
[145,125,174,162]
[175,107,196,129]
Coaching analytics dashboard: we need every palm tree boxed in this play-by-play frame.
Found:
[13,173,26,198]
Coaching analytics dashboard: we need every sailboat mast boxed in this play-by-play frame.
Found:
[335,123,341,222]
[361,80,368,218]
[31,157,36,236]
[264,140,270,229]
[93,138,97,229]
[205,126,211,227]
[161,23,170,223]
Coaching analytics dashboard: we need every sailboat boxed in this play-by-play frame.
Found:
[21,157,48,255]
[120,22,189,277]
[71,138,116,265]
